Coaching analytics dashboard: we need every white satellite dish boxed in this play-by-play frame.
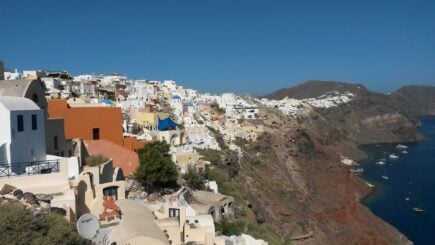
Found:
[77,213,99,239]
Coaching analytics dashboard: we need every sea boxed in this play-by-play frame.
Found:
[359,116,435,245]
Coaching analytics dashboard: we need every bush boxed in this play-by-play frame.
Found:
[85,154,109,166]
[215,218,245,236]
[0,203,83,244]
[134,141,178,191]
[183,167,206,190]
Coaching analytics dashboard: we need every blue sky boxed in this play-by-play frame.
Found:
[1,0,434,95]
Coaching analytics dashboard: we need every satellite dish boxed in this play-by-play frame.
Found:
[77,213,99,239]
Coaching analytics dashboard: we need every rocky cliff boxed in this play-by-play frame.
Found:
[209,81,430,244]
[389,85,435,116]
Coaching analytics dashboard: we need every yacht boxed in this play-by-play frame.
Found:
[376,160,386,165]
[402,150,408,154]
[389,154,399,160]
[396,144,408,149]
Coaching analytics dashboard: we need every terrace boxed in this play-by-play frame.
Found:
[0,159,60,178]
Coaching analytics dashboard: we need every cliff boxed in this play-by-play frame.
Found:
[389,85,435,116]
[232,102,416,244]
[208,81,429,244]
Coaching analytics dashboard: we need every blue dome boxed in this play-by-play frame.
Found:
[172,95,181,100]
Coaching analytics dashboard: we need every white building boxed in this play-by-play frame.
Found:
[41,77,61,92]
[3,69,22,80]
[0,96,46,166]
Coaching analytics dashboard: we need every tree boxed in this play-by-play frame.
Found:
[0,203,83,245]
[134,141,178,191]
[183,167,206,190]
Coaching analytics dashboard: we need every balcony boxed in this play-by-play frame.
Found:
[0,159,60,178]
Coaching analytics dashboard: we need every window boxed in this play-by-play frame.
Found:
[17,115,24,132]
[31,114,37,130]
[53,136,59,150]
[169,208,180,218]
[93,128,100,140]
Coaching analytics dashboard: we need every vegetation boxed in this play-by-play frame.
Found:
[215,218,245,236]
[207,167,282,245]
[0,203,83,245]
[210,102,226,115]
[85,154,109,166]
[196,148,222,165]
[134,141,178,191]
[183,167,206,190]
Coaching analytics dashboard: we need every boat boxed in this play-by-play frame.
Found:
[389,154,399,160]
[412,207,424,213]
[376,160,386,165]
[381,168,389,180]
[405,197,410,201]
[350,168,364,174]
[396,144,408,149]
[402,150,408,154]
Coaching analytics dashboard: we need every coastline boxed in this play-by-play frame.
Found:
[354,116,435,244]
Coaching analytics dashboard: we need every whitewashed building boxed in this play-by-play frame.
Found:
[0,96,46,165]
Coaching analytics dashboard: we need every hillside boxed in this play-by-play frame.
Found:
[389,85,435,116]
[262,80,369,100]
[203,81,431,244]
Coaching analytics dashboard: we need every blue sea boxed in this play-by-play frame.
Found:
[360,116,435,245]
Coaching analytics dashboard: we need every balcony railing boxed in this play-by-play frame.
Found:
[0,159,60,178]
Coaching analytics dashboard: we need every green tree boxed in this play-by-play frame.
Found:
[0,203,83,245]
[183,167,206,190]
[134,141,178,191]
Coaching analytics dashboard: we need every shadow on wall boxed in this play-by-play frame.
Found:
[77,180,90,217]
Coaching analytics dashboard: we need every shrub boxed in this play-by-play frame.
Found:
[85,154,109,166]
[183,167,206,190]
[215,218,245,236]
[0,203,83,244]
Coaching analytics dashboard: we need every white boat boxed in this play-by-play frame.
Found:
[350,168,364,173]
[382,169,389,179]
[396,144,408,149]
[389,154,399,160]
[376,160,386,165]
[402,150,408,154]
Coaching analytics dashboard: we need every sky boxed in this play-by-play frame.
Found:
[1,0,434,95]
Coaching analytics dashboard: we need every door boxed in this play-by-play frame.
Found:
[92,128,100,140]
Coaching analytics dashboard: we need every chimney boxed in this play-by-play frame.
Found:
[0,61,4,80]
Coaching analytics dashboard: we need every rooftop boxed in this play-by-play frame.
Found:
[0,96,40,111]
[0,79,38,97]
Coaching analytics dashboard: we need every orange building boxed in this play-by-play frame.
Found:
[47,99,124,146]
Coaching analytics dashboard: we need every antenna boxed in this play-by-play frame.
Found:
[76,213,99,240]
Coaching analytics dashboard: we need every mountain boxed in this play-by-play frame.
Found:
[262,80,369,100]
[389,85,435,116]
